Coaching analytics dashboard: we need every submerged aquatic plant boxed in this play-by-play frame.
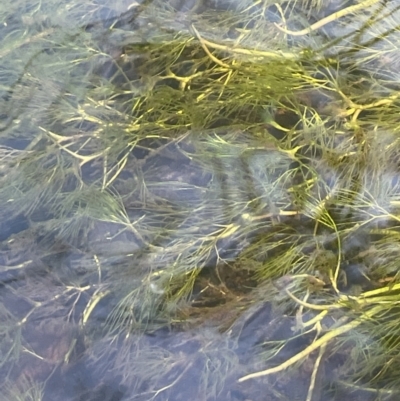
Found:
[2,0,400,399]
[0,376,44,401]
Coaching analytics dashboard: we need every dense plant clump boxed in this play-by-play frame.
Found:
[1,0,400,400]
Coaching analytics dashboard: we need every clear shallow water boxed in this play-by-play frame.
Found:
[1,1,400,400]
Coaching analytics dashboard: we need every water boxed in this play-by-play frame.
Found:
[0,0,400,400]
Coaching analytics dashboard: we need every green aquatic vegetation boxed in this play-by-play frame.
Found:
[238,281,400,399]
[0,376,44,401]
[2,0,400,400]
